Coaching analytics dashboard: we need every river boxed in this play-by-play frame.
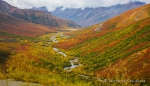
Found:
[50,33,81,71]
[50,33,107,82]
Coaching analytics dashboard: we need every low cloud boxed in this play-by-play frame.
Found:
[3,0,150,11]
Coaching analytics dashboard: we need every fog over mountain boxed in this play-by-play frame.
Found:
[3,0,150,11]
[52,1,145,26]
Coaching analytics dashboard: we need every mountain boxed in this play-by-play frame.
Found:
[52,1,145,27]
[0,12,56,37]
[32,6,48,12]
[0,0,81,29]
[54,4,150,80]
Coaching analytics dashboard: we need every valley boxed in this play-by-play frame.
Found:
[0,32,104,86]
[0,0,150,86]
[0,31,148,86]
[0,32,80,85]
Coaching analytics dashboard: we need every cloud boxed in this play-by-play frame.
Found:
[3,0,150,11]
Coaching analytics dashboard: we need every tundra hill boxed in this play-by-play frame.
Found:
[0,0,80,29]
[0,12,56,37]
[54,4,150,81]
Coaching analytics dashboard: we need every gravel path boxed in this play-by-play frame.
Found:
[0,79,44,86]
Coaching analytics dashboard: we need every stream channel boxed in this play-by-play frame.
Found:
[50,33,105,82]
[0,33,104,86]
[50,33,81,71]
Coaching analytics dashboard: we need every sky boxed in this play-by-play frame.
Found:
[3,0,150,11]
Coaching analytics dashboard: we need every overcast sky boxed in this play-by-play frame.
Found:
[3,0,150,11]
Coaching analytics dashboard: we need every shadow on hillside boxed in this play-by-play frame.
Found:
[0,50,10,64]
[0,50,11,73]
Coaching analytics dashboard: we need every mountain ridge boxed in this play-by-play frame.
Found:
[0,0,81,29]
[52,1,145,26]
[32,6,48,12]
[53,4,150,80]
[0,12,57,37]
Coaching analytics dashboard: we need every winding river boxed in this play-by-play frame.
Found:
[50,33,105,82]
[64,57,81,71]
[50,33,81,71]
[0,33,104,85]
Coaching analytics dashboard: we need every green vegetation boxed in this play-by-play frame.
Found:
[0,31,35,40]
[69,19,150,75]
[0,32,144,86]
[0,33,96,86]
[108,22,117,29]
[0,31,21,38]
[0,4,150,86]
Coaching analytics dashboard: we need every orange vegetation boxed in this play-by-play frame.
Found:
[54,4,150,81]
[96,48,150,81]
[55,4,150,51]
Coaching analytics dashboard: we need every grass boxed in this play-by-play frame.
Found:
[0,33,96,86]
[0,32,145,86]
[53,17,150,86]
[1,5,150,85]
[67,19,150,73]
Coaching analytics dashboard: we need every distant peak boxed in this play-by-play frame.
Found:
[32,6,48,12]
[127,1,145,5]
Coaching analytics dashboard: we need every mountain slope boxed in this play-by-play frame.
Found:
[0,12,56,37]
[52,1,145,26]
[0,0,80,29]
[54,4,150,80]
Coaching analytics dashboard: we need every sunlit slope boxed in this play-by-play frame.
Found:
[101,3,150,30]
[97,47,150,80]
[55,4,150,49]
[0,12,56,37]
[54,4,150,79]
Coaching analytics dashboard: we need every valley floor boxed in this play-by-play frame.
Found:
[0,32,149,86]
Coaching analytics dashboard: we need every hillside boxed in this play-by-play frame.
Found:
[52,1,145,26]
[0,2,150,85]
[0,12,56,37]
[54,4,150,81]
[0,0,81,29]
